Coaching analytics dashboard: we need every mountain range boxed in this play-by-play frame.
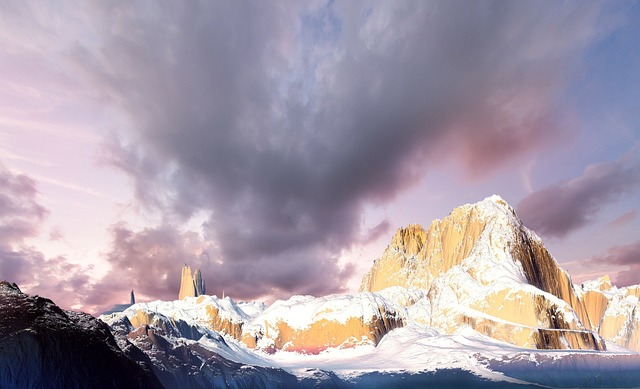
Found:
[2,195,639,388]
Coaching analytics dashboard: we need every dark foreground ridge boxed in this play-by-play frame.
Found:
[3,280,640,389]
[0,281,162,389]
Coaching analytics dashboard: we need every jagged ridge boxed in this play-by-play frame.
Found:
[359,195,611,350]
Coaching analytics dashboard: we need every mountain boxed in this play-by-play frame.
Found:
[94,196,640,387]
[575,276,640,351]
[0,281,163,389]
[4,195,640,388]
[360,195,639,352]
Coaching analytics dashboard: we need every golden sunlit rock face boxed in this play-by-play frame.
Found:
[576,277,640,352]
[238,294,405,354]
[359,195,613,351]
[359,207,486,293]
[179,265,206,300]
[114,196,640,355]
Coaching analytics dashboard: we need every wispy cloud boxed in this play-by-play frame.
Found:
[517,150,640,238]
[78,1,616,299]
[27,174,113,200]
[0,164,92,310]
[607,210,637,229]
[588,240,640,287]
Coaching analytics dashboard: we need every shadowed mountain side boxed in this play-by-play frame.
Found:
[0,281,163,389]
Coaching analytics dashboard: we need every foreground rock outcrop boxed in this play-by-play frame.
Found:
[0,281,162,389]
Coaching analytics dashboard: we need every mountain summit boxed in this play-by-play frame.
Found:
[3,196,640,388]
[104,195,639,358]
[360,195,638,351]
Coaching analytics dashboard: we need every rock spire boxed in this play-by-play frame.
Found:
[179,264,206,299]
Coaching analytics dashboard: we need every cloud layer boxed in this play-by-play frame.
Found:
[588,240,640,286]
[2,1,632,309]
[517,152,640,238]
[0,164,92,308]
[74,1,614,301]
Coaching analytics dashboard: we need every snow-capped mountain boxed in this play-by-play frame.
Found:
[575,275,640,351]
[3,195,640,388]
[360,195,639,352]
[96,196,640,387]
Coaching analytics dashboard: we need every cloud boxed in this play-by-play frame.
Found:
[84,223,354,313]
[2,1,624,303]
[517,153,640,238]
[607,210,637,229]
[0,164,91,309]
[362,220,392,244]
[74,1,617,298]
[598,240,640,266]
[0,163,48,244]
[587,240,640,287]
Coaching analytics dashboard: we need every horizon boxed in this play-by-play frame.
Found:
[1,1,639,315]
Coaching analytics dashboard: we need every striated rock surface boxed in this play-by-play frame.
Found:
[179,264,206,299]
[193,269,206,296]
[576,276,640,352]
[360,195,606,351]
[242,293,404,354]
[0,281,163,389]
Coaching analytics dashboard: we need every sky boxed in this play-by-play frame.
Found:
[0,1,639,314]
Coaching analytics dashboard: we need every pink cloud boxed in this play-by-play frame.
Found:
[517,155,640,238]
[588,240,640,287]
[608,210,637,229]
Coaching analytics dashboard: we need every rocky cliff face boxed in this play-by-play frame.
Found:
[359,195,608,351]
[179,265,206,299]
[111,292,404,355]
[576,276,640,352]
[242,293,404,354]
[0,281,163,389]
[112,196,640,355]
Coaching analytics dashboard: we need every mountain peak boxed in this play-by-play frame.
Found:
[364,194,526,290]
[359,195,609,351]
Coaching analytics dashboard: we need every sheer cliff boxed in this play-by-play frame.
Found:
[179,265,206,300]
[359,195,609,350]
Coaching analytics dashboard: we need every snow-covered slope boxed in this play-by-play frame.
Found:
[360,195,606,350]
[93,195,640,387]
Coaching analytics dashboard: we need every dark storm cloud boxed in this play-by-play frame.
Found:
[517,154,640,238]
[69,1,616,298]
[85,223,354,310]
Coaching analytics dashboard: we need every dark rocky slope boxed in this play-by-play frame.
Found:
[0,281,163,389]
